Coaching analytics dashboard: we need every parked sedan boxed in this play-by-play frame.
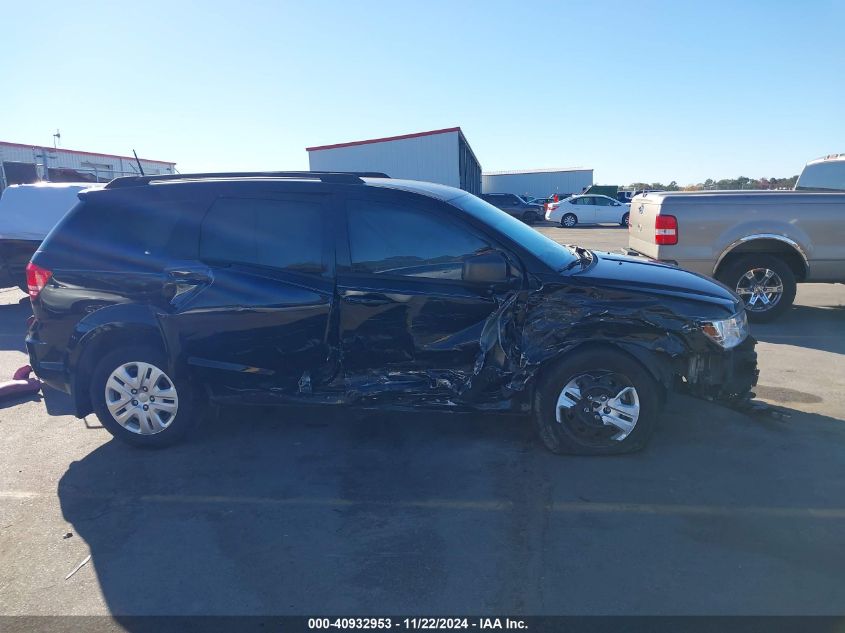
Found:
[479,193,543,224]
[546,195,631,227]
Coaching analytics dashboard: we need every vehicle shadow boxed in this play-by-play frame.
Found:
[752,303,845,354]
[58,395,845,616]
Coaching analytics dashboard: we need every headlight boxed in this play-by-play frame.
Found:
[700,311,749,349]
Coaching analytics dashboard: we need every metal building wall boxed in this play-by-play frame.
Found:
[0,142,176,190]
[308,131,462,189]
[482,169,594,198]
[457,133,482,194]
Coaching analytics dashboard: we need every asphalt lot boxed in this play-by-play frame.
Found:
[1,226,844,616]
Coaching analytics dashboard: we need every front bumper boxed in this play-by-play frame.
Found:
[682,336,759,401]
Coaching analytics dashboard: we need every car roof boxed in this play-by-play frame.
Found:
[806,153,845,165]
[364,178,473,202]
[5,182,104,191]
[96,172,471,204]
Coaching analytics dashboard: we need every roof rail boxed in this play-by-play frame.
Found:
[104,171,390,189]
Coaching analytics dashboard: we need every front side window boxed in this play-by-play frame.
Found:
[347,200,492,280]
[200,197,323,273]
[452,193,577,271]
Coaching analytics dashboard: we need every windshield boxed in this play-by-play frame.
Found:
[452,193,577,270]
[795,160,845,191]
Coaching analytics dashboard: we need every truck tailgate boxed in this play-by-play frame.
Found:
[627,195,662,258]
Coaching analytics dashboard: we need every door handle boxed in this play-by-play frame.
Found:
[344,294,392,307]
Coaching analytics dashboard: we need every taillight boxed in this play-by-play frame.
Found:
[654,215,678,245]
[26,262,52,299]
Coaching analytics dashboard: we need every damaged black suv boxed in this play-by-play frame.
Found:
[26,172,758,454]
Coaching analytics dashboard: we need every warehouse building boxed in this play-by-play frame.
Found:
[0,141,176,192]
[307,127,482,194]
[482,168,593,199]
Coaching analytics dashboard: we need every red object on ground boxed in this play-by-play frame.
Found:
[0,365,42,399]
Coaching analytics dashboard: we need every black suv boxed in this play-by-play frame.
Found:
[479,193,543,224]
[26,172,757,454]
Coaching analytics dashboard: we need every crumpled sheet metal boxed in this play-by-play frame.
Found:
[335,283,705,407]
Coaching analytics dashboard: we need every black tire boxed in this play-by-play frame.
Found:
[522,210,538,225]
[561,213,577,228]
[717,254,796,323]
[534,347,660,455]
[621,212,630,227]
[90,345,197,447]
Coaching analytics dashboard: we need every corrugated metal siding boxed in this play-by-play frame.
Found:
[0,143,175,190]
[482,170,594,198]
[458,134,482,194]
[308,132,462,189]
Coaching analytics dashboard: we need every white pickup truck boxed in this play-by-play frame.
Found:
[627,154,845,321]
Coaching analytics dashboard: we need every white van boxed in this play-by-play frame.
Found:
[0,182,102,290]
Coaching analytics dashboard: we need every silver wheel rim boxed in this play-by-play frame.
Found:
[555,373,640,441]
[105,361,179,435]
[563,215,576,227]
[735,267,783,312]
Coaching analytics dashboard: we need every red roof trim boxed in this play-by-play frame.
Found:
[306,127,462,152]
[0,141,175,166]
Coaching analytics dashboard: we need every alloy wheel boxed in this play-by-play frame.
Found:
[555,372,640,442]
[735,267,784,312]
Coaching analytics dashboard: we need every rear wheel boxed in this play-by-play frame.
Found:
[621,212,630,227]
[561,213,577,228]
[718,254,796,323]
[522,210,538,224]
[90,346,196,447]
[534,348,660,455]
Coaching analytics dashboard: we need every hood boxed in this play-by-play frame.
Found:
[567,251,740,315]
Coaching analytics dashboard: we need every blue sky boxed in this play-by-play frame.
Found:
[3,0,843,184]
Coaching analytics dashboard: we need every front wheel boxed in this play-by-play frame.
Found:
[717,254,796,323]
[621,212,630,227]
[534,348,660,455]
[561,213,577,228]
[90,346,197,447]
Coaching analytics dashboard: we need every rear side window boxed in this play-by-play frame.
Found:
[200,198,324,273]
[42,196,185,268]
[347,200,492,280]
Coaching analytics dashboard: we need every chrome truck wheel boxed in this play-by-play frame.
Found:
[734,267,784,312]
[718,254,797,323]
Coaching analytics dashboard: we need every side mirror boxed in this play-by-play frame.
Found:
[462,251,509,284]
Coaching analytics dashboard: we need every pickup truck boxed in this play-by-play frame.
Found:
[627,154,845,321]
